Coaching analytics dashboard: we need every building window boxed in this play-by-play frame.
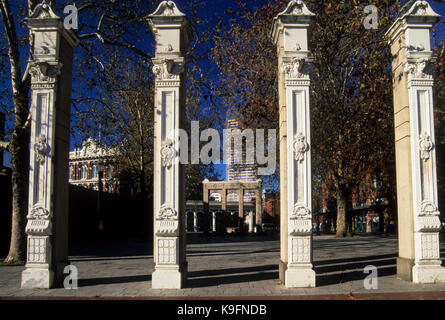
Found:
[81,165,87,180]
[69,166,73,180]
[92,165,97,178]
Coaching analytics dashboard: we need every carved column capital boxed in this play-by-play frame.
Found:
[29,62,63,88]
[152,58,184,81]
[404,58,434,80]
[282,57,311,80]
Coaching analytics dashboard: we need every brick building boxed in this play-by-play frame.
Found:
[69,138,119,193]
[318,170,395,234]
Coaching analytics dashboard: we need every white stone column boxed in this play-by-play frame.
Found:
[386,1,445,283]
[148,1,192,289]
[193,211,198,232]
[212,212,216,232]
[255,182,262,228]
[272,0,315,288]
[21,2,78,289]
[248,211,254,233]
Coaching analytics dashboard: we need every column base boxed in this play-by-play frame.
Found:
[285,265,316,288]
[21,267,54,289]
[279,260,287,285]
[413,263,445,284]
[152,267,185,289]
[397,257,415,282]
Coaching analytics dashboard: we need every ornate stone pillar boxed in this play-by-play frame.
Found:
[21,2,78,289]
[386,1,445,283]
[271,0,315,288]
[148,1,192,289]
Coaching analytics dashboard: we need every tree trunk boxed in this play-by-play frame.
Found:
[335,187,349,238]
[1,0,32,264]
[4,105,30,263]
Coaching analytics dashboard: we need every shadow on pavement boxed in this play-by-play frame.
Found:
[79,274,151,287]
[187,265,279,288]
[188,253,400,288]
[314,253,398,287]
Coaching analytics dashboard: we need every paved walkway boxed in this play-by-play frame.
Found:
[1,234,445,298]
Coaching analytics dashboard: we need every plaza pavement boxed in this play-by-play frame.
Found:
[1,233,445,299]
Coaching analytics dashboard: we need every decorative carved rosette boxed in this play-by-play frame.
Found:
[289,203,312,235]
[293,133,309,162]
[417,201,441,232]
[160,139,175,168]
[152,59,184,81]
[157,204,178,220]
[156,204,179,235]
[419,132,433,162]
[29,205,50,219]
[419,200,440,216]
[291,203,311,219]
[34,134,49,164]
[25,204,52,235]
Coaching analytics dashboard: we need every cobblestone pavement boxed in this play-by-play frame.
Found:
[1,234,445,298]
